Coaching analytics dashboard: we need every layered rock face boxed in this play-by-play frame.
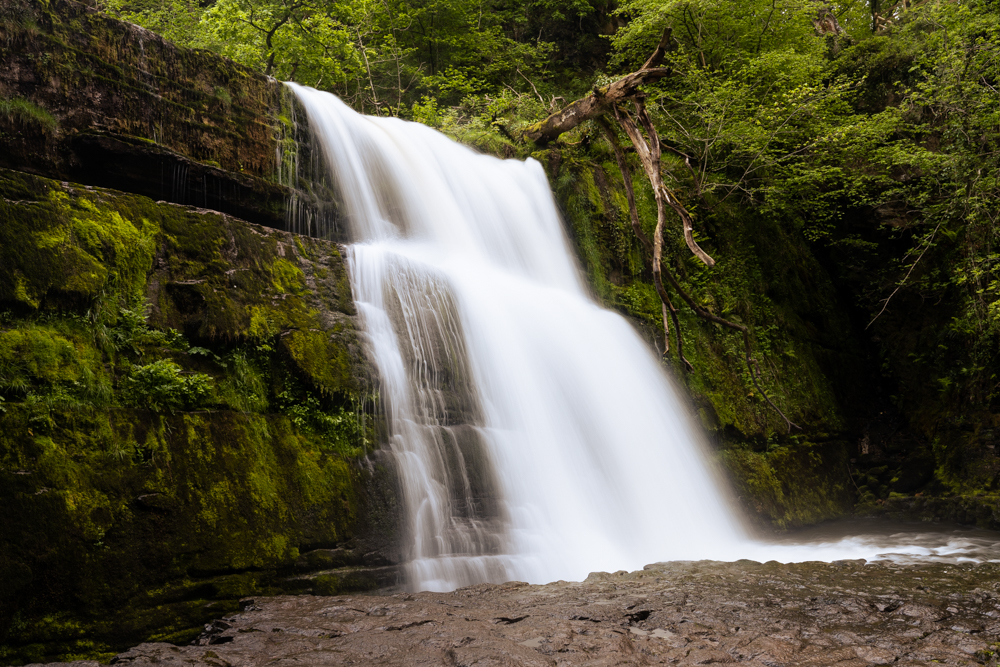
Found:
[0,2,389,661]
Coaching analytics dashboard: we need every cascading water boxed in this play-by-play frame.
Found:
[287,84,1000,590]
[289,83,749,589]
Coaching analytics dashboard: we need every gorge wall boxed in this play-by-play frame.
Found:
[0,168,402,664]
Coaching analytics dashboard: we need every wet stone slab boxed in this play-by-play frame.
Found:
[103,560,1000,666]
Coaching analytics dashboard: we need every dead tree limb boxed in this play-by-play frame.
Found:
[633,101,716,267]
[599,118,692,371]
[526,26,715,269]
[523,29,673,145]
[616,101,716,268]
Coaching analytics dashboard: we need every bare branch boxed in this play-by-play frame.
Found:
[867,220,943,328]
[517,68,545,105]
[633,101,715,267]
[599,118,692,371]
[641,27,675,70]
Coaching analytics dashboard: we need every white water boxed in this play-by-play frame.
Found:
[287,84,1000,590]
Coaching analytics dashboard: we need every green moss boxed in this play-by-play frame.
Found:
[281,330,354,396]
[0,388,366,662]
[721,442,854,528]
[271,257,306,295]
[0,171,160,316]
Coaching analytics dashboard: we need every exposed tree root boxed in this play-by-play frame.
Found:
[601,115,799,432]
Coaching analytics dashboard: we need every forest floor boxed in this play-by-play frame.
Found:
[34,559,1000,666]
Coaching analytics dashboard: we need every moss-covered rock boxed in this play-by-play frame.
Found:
[857,493,1000,531]
[0,169,399,664]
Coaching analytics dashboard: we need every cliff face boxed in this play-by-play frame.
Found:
[0,3,389,661]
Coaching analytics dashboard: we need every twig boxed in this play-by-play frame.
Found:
[846,461,862,494]
[867,220,943,328]
[516,68,545,105]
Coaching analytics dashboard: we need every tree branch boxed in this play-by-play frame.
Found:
[658,262,800,433]
[867,220,943,329]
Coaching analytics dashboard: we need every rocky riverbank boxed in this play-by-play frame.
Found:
[30,559,1000,666]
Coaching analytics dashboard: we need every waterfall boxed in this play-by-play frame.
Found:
[285,85,998,590]
[288,84,749,590]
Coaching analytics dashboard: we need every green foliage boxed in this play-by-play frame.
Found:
[611,0,823,71]
[276,386,367,457]
[101,306,186,357]
[120,360,213,411]
[99,0,606,114]
[590,0,1000,495]
[214,348,270,413]
[100,0,210,47]
[0,325,113,410]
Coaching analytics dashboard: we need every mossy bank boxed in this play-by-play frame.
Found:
[0,168,401,664]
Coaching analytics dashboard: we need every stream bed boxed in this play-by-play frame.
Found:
[41,550,1000,665]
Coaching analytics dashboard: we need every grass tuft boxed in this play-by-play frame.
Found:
[0,96,58,131]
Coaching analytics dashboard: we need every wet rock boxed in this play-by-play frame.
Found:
[281,565,403,596]
[89,560,1000,666]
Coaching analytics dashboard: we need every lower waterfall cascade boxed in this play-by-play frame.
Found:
[287,84,1000,591]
